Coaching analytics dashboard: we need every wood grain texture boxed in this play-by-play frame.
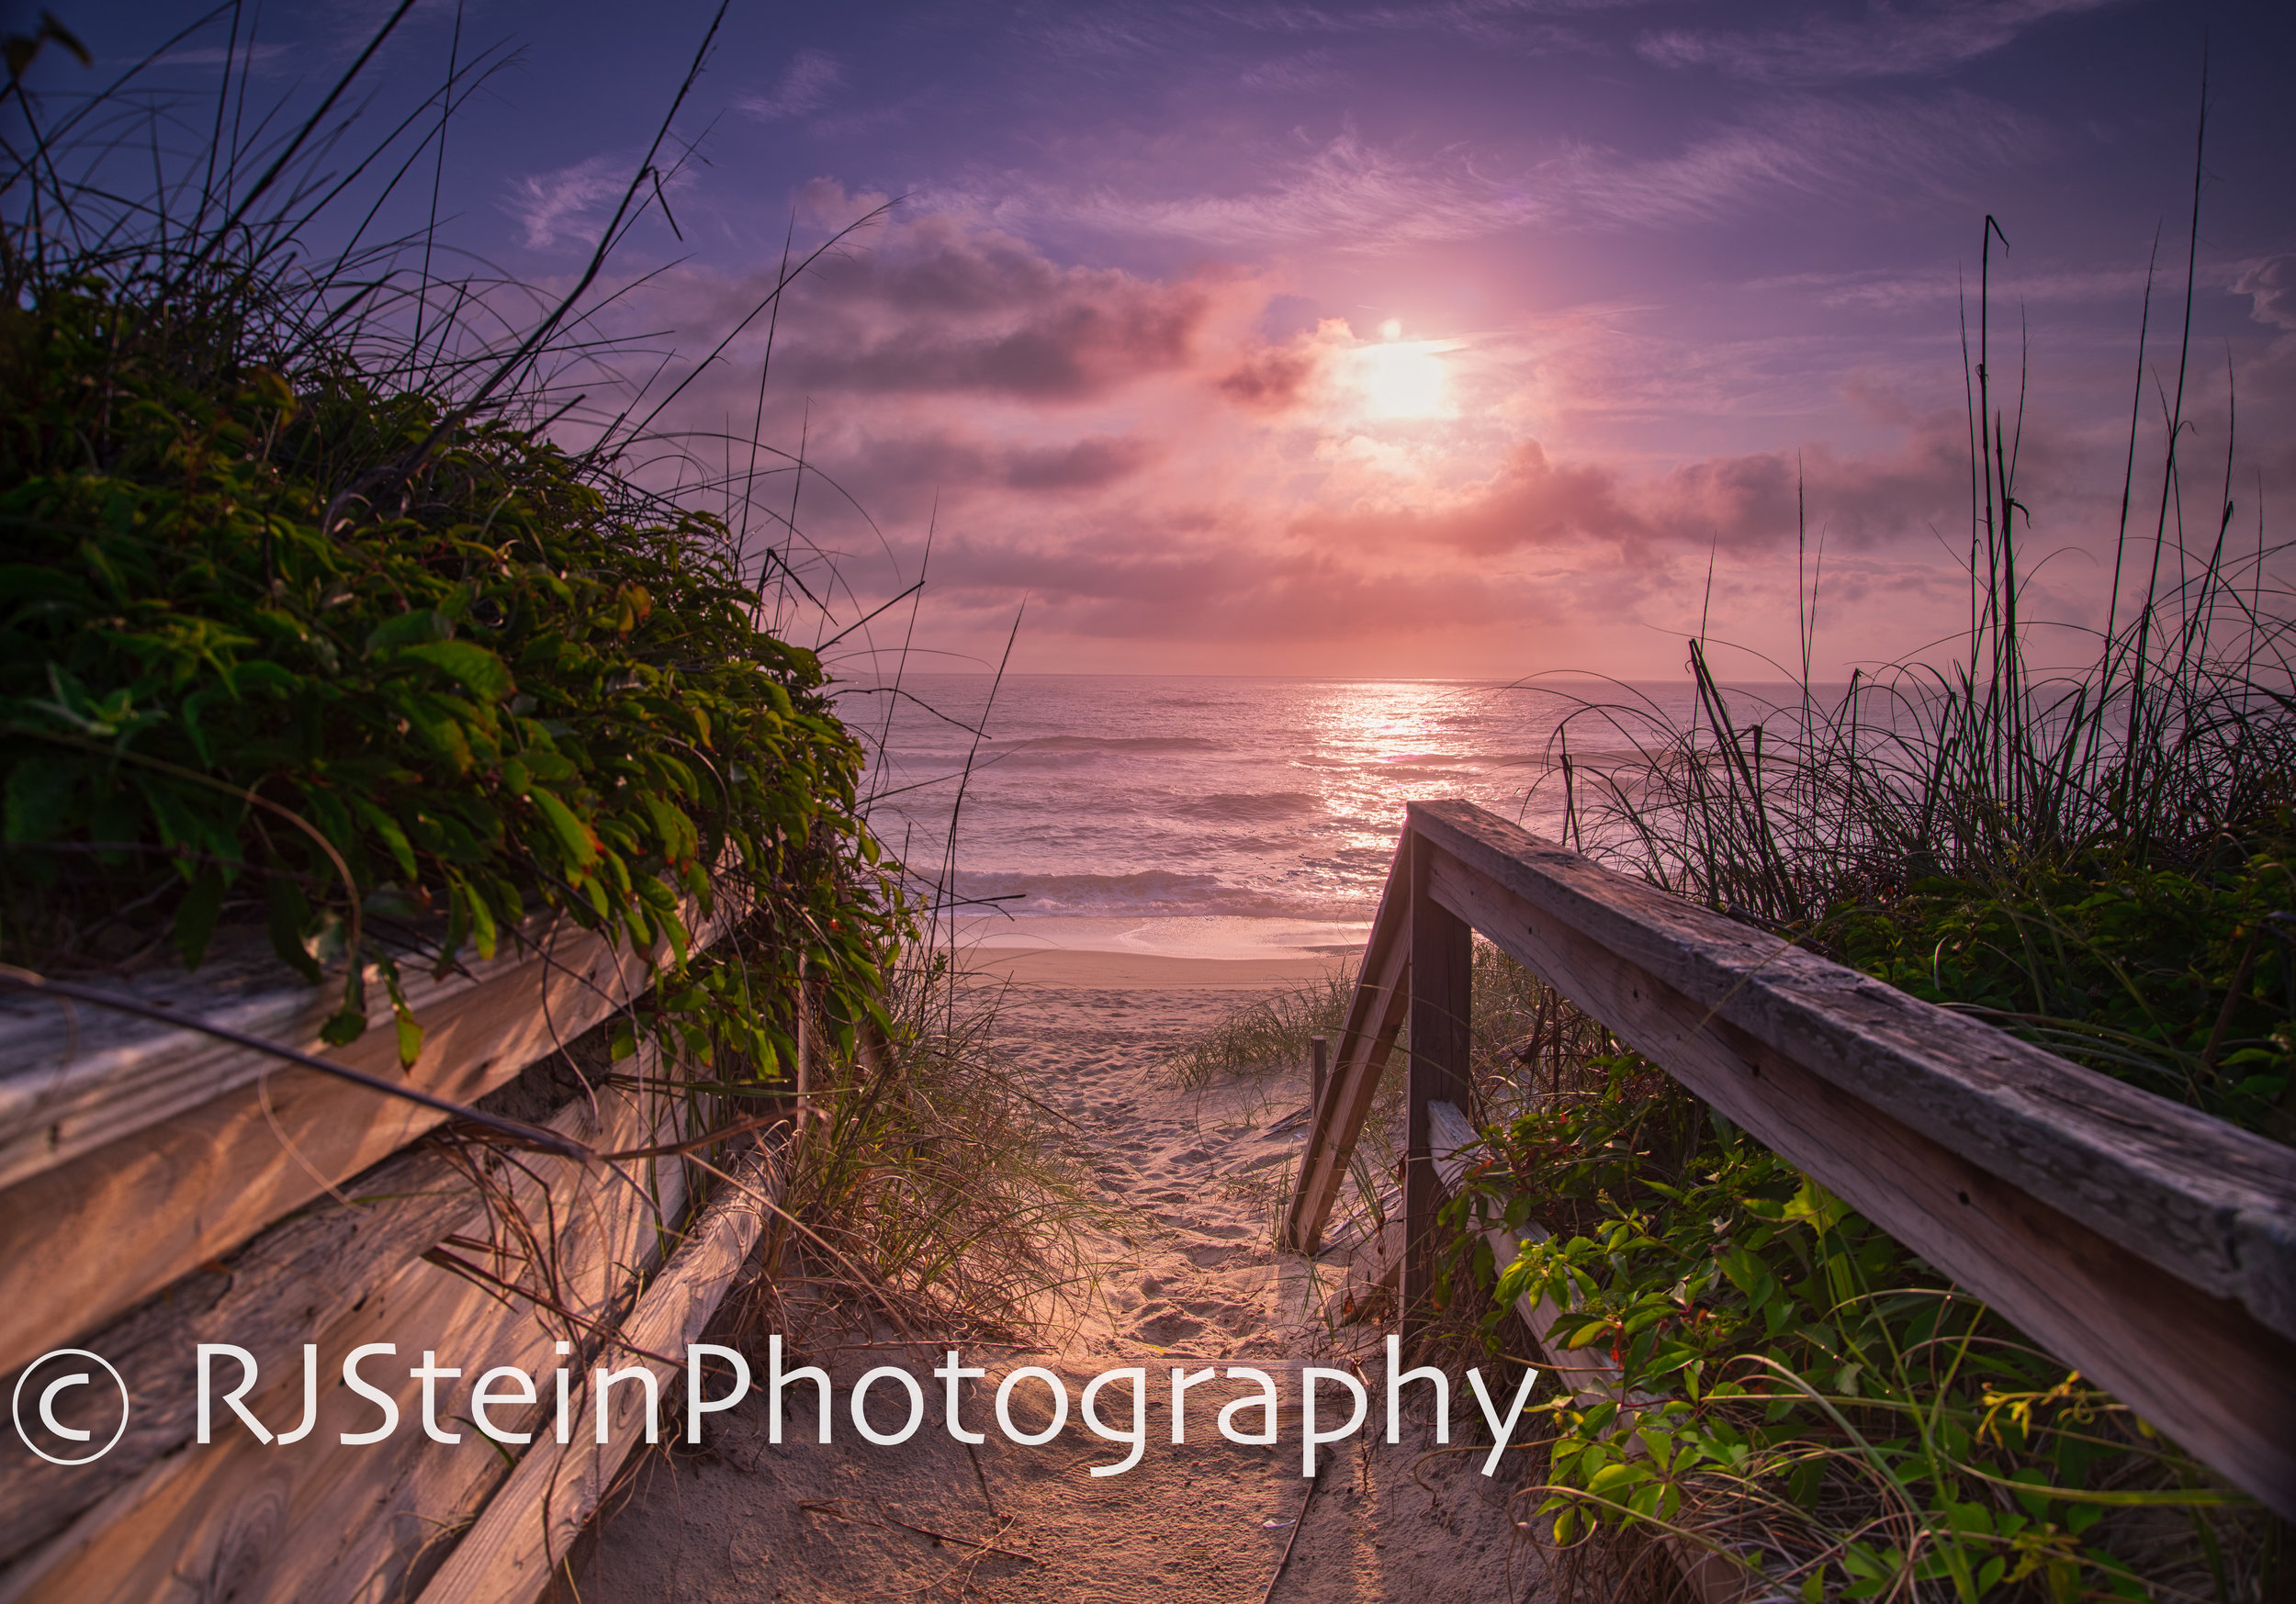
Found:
[0,1080,697,1604]
[411,1143,781,1604]
[1410,805,2296,1519]
[0,916,606,1191]
[1404,833,1472,1326]
[0,1038,702,1567]
[1284,836,1411,1254]
[1411,801,2296,1337]
[0,919,702,1374]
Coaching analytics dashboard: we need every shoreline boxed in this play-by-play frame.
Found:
[957,948,1348,990]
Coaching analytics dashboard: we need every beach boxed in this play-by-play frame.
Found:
[568,950,1548,1604]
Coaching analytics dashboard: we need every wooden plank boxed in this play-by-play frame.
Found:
[0,1082,698,1604]
[0,914,613,1192]
[0,919,701,1375]
[1411,801,2296,1335]
[0,1043,702,1567]
[411,1143,782,1604]
[1284,836,1412,1254]
[0,1137,469,1570]
[1412,808,2296,1519]
[1403,832,1472,1327]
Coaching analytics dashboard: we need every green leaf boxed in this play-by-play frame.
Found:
[365,610,452,654]
[352,798,419,882]
[393,1006,424,1067]
[174,866,227,969]
[4,757,75,843]
[465,881,499,961]
[403,701,475,774]
[530,787,599,869]
[264,871,322,983]
[395,640,513,701]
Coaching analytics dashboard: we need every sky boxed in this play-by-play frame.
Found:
[25,0,2296,680]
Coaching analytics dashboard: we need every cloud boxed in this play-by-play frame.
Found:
[752,202,1213,399]
[1637,0,2117,83]
[565,196,2223,679]
[1238,50,1344,92]
[738,50,845,120]
[1563,94,2043,229]
[1004,436,1160,488]
[502,155,626,251]
[2237,256,2296,332]
[1218,343,1321,409]
[1283,399,1976,567]
[1209,0,1632,52]
[1294,440,1645,554]
[1747,259,2159,314]
[970,93,2043,252]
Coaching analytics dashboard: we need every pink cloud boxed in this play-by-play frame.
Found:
[569,197,2260,679]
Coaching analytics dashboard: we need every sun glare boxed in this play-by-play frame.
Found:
[1355,337,1447,419]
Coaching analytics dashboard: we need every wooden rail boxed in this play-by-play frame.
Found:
[1287,801,2296,1520]
[0,903,755,1601]
[0,910,723,1376]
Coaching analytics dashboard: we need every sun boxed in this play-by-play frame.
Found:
[1352,323,1448,419]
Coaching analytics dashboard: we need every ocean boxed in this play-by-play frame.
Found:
[840,674,1718,960]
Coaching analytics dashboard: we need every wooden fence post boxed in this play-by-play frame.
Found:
[1403,825,1472,1335]
[1310,1034,1328,1114]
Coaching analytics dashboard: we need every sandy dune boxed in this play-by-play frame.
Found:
[568,959,1548,1602]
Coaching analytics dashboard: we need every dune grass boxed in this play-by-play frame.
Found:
[1460,192,2292,1601]
[0,6,1093,1378]
[1158,965,1356,1088]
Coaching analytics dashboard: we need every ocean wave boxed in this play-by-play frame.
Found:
[955,869,1356,918]
[1172,791,1319,824]
[1007,735,1225,753]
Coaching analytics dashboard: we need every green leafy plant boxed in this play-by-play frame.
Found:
[1451,1062,2270,1601]
[0,11,901,1081]
[1833,847,2296,1139]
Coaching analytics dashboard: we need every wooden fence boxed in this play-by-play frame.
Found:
[1287,801,2296,1521]
[0,910,781,1604]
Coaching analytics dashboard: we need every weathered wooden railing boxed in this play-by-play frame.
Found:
[0,905,783,1604]
[1288,801,2296,1520]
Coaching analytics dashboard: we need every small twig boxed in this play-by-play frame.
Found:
[875,1509,1037,1564]
[1261,1463,1321,1604]
[965,1439,1001,1523]
[2199,921,2265,1080]
[796,1500,1037,1564]
[597,1108,793,1161]
[421,1244,684,1369]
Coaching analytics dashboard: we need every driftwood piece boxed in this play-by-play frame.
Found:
[0,1041,683,1568]
[0,917,618,1191]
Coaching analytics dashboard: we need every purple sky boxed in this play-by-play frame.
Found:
[44,0,2296,679]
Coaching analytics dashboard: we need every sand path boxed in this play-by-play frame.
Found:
[570,967,1547,1602]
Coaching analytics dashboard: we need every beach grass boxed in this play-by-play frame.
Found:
[1157,965,1356,1087]
[0,5,1095,1374]
[1457,187,2292,1602]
